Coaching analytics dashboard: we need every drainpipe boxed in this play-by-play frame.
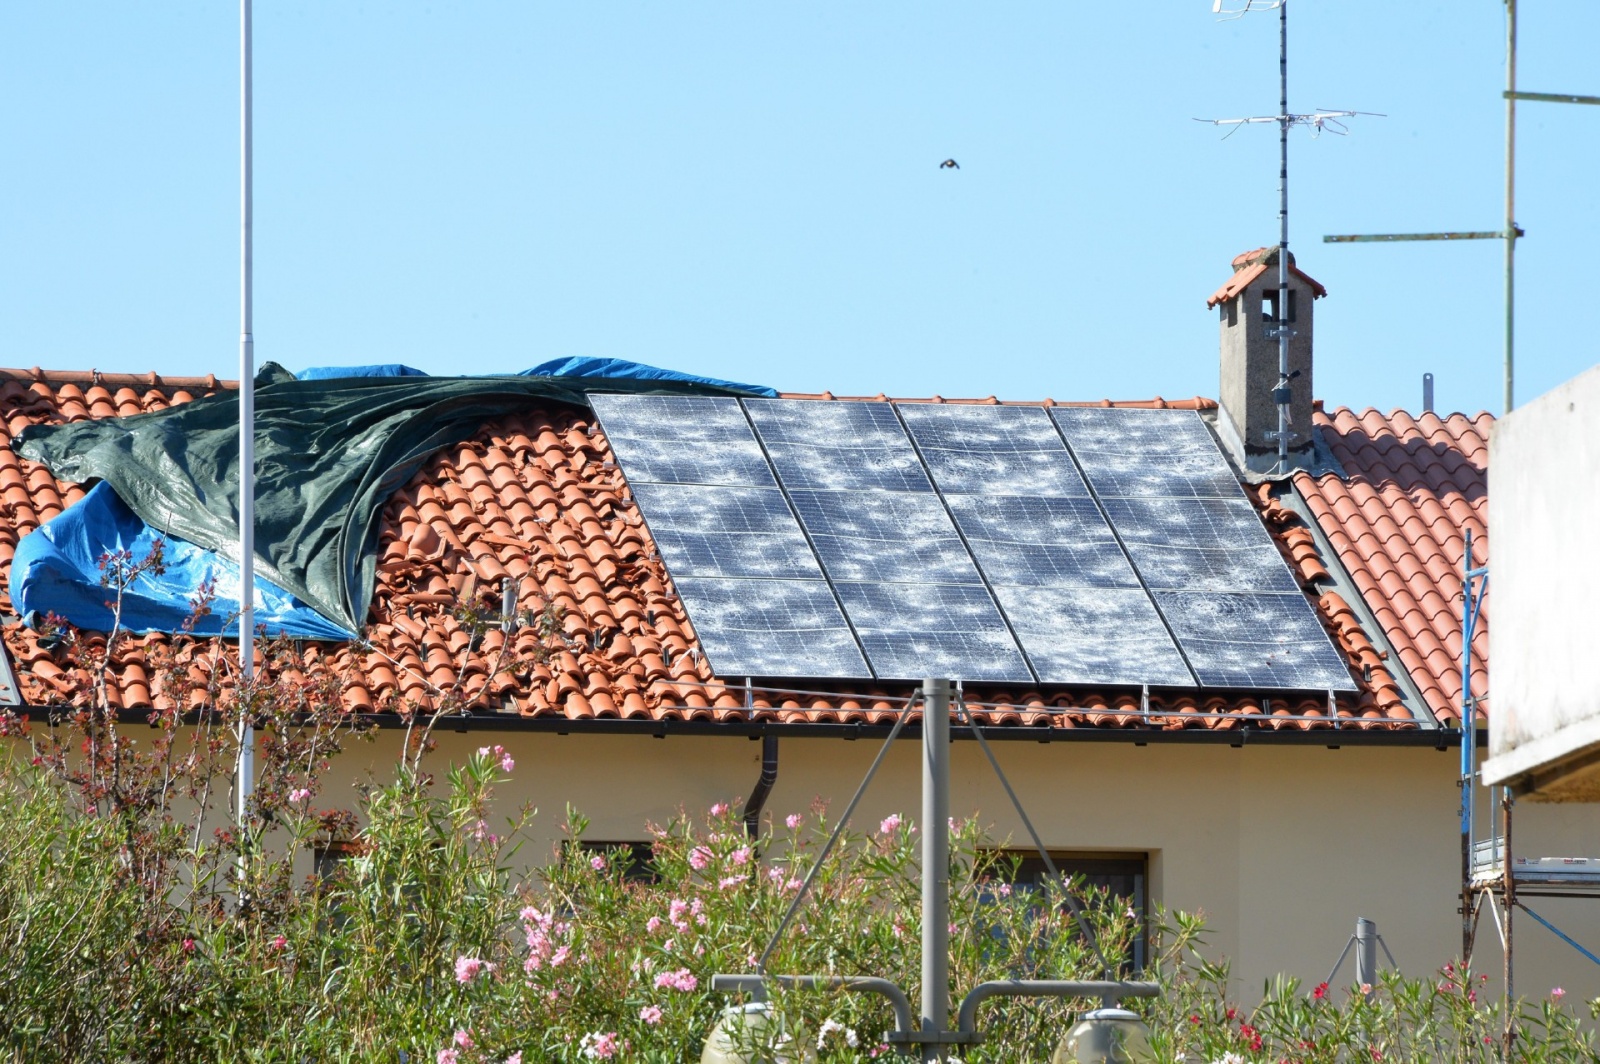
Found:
[743,732,779,839]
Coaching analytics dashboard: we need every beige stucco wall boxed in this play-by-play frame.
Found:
[327,729,1600,1003]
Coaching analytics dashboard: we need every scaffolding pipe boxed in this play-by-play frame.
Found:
[921,678,951,1062]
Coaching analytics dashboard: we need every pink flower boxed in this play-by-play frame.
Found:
[270,934,287,951]
[477,746,492,758]
[181,938,196,953]
[719,874,748,890]
[288,788,311,804]
[454,956,488,983]
[646,916,663,933]
[551,945,570,967]
[655,967,698,992]
[731,846,752,866]
[500,753,515,772]
[591,854,607,871]
[879,813,902,836]
[504,1054,523,1064]
[580,1031,620,1059]
[688,846,712,871]
[454,1029,474,1049]
[1552,987,1567,1001]
[639,1004,663,1025]
[709,802,730,817]
[437,1051,459,1064]
[786,813,803,829]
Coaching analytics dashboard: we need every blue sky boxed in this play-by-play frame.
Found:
[1,2,1594,416]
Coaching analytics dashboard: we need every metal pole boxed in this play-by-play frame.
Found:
[1502,789,1515,1061]
[1355,918,1378,993]
[1461,530,1475,967]
[1503,0,1517,414]
[921,678,951,1063]
[1274,0,1290,473]
[235,0,256,827]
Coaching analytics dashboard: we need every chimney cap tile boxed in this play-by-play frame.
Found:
[1207,246,1328,308]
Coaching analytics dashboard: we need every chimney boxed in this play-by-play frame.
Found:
[1207,247,1326,473]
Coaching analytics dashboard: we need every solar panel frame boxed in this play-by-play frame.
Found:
[670,576,871,679]
[590,394,777,487]
[743,399,933,493]
[833,581,1033,682]
[1153,591,1358,691]
[627,484,825,580]
[897,404,1090,497]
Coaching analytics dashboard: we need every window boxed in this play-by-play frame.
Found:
[984,851,1148,971]
[573,840,661,884]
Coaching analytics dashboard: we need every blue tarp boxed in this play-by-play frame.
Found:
[11,482,354,640]
[296,364,429,380]
[520,356,779,397]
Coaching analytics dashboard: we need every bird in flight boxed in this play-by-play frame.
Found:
[939,159,959,170]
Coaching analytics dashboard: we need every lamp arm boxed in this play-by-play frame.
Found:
[711,974,916,1038]
[955,980,1160,1036]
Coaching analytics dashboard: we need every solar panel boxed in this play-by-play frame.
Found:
[590,394,776,487]
[743,399,933,492]
[993,586,1194,686]
[1099,496,1301,593]
[628,484,822,580]
[1051,407,1240,499]
[833,581,1032,682]
[1153,592,1358,691]
[946,495,1140,589]
[788,490,982,585]
[671,577,870,679]
[897,405,1089,497]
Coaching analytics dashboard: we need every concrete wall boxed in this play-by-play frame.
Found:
[1485,361,1600,799]
[328,729,1600,1003]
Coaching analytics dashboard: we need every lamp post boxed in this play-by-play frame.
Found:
[710,678,1158,1062]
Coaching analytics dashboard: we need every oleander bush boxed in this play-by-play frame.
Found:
[0,549,1594,1062]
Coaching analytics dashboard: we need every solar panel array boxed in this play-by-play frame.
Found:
[591,394,1356,691]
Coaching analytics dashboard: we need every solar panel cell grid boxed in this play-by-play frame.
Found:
[946,495,1141,590]
[994,586,1194,686]
[1100,496,1301,593]
[788,490,983,586]
[628,484,823,580]
[834,581,1033,682]
[743,399,933,492]
[672,577,870,679]
[897,404,1089,497]
[1154,591,1358,691]
[590,394,776,487]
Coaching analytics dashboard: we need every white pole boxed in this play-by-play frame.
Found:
[236,0,256,826]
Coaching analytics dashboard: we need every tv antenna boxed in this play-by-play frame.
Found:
[1197,0,1379,475]
[1324,0,1599,415]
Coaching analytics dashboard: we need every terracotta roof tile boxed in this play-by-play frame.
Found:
[0,368,1428,732]
[1297,406,1489,724]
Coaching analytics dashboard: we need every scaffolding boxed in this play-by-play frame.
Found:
[1457,532,1600,1056]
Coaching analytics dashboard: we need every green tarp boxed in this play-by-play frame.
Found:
[15,363,763,635]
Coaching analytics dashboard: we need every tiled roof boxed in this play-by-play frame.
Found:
[0,368,1424,732]
[1298,406,1491,724]
[1206,247,1329,309]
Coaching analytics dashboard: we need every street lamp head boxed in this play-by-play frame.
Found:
[1052,1007,1155,1064]
[701,1002,817,1064]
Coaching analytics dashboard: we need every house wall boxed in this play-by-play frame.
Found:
[327,730,1600,1002]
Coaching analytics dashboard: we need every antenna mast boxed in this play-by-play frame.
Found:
[1201,0,1376,473]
